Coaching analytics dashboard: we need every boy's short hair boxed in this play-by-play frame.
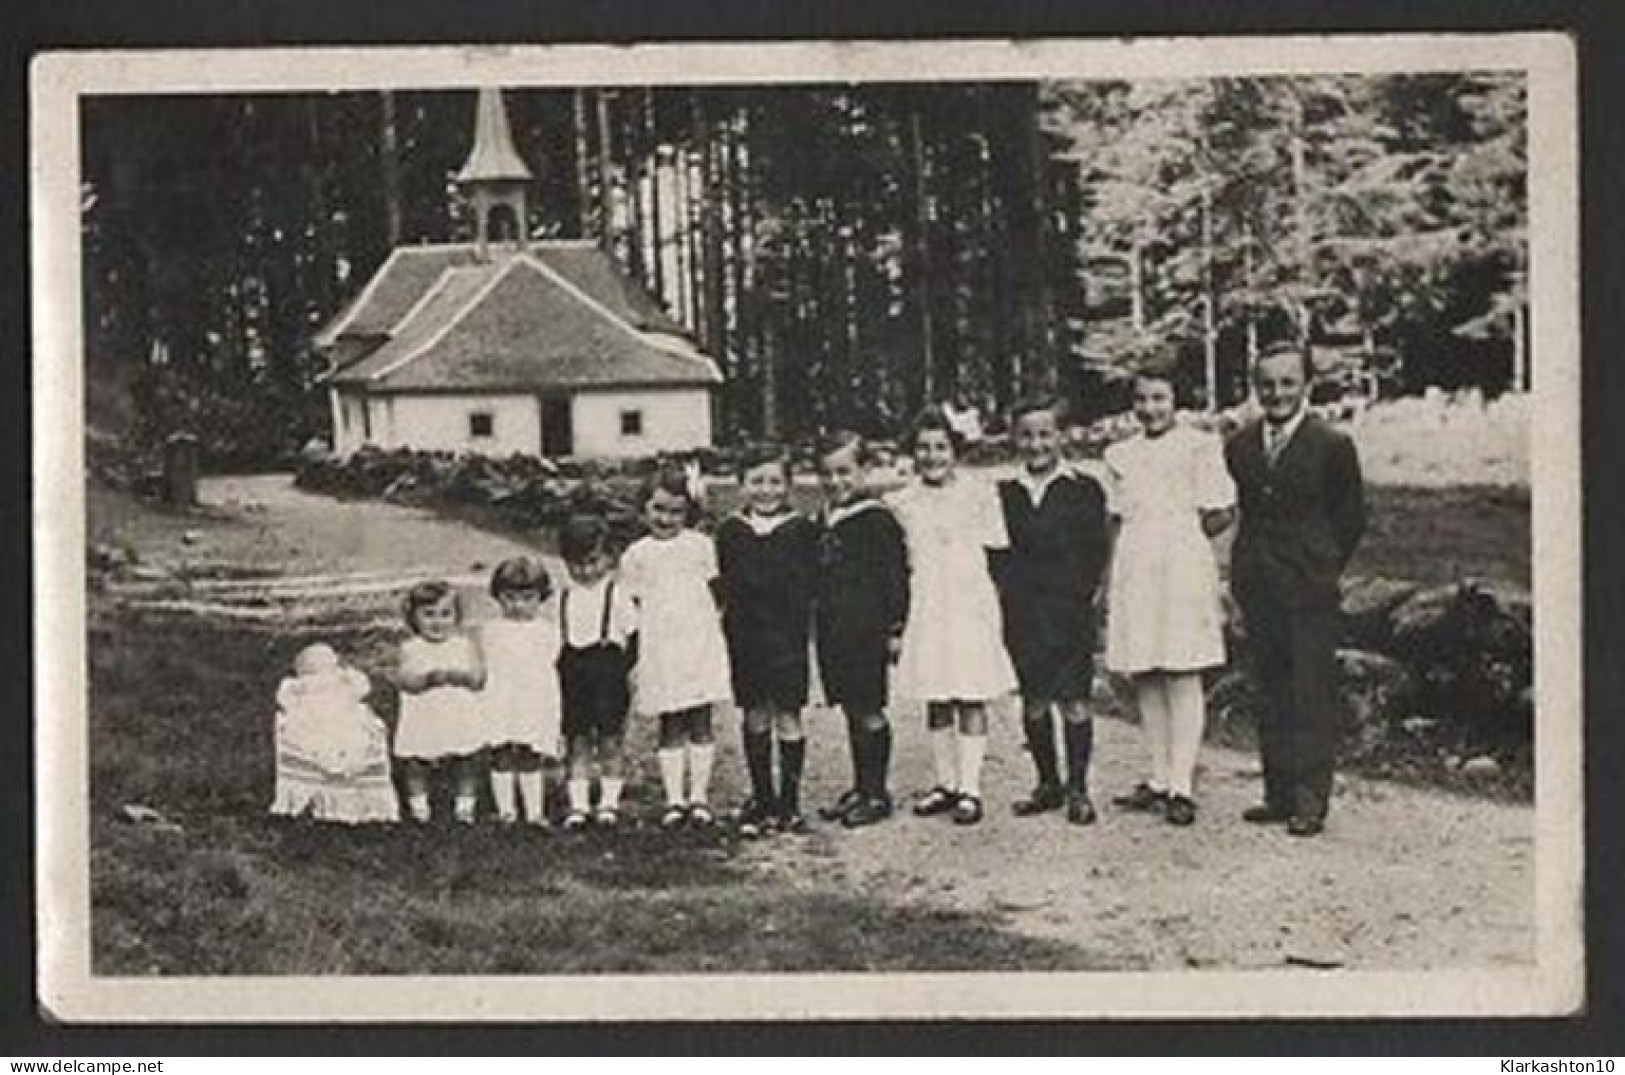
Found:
[904,404,964,454]
[1010,394,1065,427]
[559,514,613,565]
[736,441,792,480]
[814,429,869,468]
[1255,340,1315,380]
[489,556,552,600]
[403,579,459,628]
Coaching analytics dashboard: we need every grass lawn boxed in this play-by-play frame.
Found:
[1350,484,1529,588]
[89,609,1099,975]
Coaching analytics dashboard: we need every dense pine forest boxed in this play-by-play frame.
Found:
[81,74,1526,469]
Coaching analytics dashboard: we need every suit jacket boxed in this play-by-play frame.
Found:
[1224,414,1366,611]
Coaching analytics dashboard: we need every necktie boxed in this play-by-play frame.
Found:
[1265,424,1287,467]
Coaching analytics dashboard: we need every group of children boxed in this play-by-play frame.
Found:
[272,367,1239,834]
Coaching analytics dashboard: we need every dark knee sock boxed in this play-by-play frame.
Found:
[868,723,893,799]
[1064,719,1094,792]
[1024,712,1061,788]
[743,725,775,805]
[778,739,806,814]
[844,712,863,790]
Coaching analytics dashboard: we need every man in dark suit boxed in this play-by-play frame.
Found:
[1225,343,1366,837]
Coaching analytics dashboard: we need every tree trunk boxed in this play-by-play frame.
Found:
[572,89,592,241]
[907,102,937,411]
[595,90,616,256]
[1201,181,1217,411]
[379,91,403,249]
[622,99,645,284]
[644,89,665,300]
[692,92,728,375]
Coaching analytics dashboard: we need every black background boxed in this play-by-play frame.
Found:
[4,0,1621,1055]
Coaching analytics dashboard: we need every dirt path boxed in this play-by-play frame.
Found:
[754,713,1532,970]
[138,473,1533,972]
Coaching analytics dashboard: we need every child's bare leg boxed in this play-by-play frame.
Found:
[955,702,989,804]
[566,735,596,819]
[489,744,520,821]
[452,755,480,823]
[686,705,716,813]
[597,733,626,815]
[400,759,432,821]
[925,701,958,795]
[657,711,690,810]
[1164,671,1205,800]
[1135,672,1173,797]
[507,746,546,824]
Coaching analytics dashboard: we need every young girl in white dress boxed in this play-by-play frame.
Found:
[1105,367,1236,827]
[619,468,734,830]
[891,406,1019,826]
[481,557,563,827]
[271,642,398,824]
[392,580,488,824]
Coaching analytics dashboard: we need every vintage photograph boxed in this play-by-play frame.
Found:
[32,36,1581,1020]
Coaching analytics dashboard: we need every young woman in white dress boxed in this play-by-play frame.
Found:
[619,468,734,829]
[1104,368,1236,826]
[480,557,563,827]
[890,406,1019,826]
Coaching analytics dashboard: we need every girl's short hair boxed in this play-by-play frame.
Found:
[641,464,698,509]
[403,579,459,631]
[490,556,552,601]
[814,429,868,469]
[905,404,963,454]
[559,514,613,565]
[1010,394,1064,427]
[736,441,792,480]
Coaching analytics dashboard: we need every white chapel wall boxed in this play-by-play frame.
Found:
[571,387,713,458]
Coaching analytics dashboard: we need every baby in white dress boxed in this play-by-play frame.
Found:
[271,643,398,824]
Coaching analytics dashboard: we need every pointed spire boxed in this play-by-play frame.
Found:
[457,87,533,184]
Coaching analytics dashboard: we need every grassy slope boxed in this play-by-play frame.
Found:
[90,610,1097,975]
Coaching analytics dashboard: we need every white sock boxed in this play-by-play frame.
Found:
[567,778,591,813]
[931,724,958,790]
[453,794,476,823]
[600,777,625,810]
[658,747,687,806]
[406,793,430,822]
[957,733,988,799]
[1137,678,1172,793]
[688,743,716,805]
[517,771,545,821]
[491,770,519,819]
[1166,673,1208,798]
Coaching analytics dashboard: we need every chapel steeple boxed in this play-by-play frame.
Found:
[456,87,534,260]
